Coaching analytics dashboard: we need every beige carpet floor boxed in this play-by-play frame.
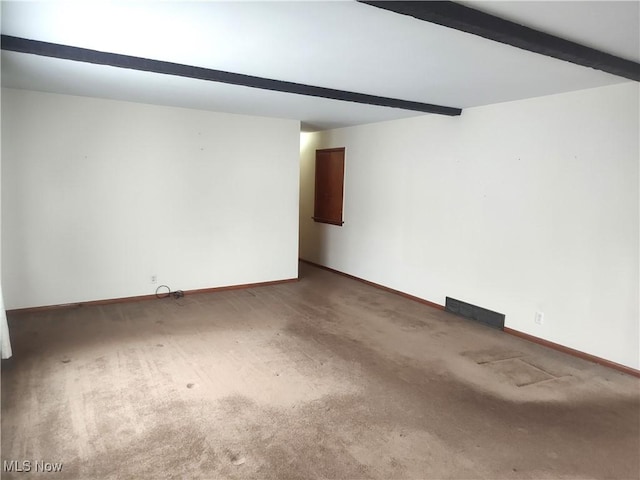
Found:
[2,262,639,479]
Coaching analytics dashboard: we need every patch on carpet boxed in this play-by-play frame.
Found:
[482,358,555,387]
[462,348,573,387]
[517,356,575,378]
[462,348,525,364]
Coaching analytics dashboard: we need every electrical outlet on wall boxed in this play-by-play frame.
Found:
[151,274,158,284]
[534,311,544,325]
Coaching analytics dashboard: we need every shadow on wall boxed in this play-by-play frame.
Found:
[299,131,330,265]
[304,223,330,267]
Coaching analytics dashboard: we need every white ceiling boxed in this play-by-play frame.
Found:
[461,1,639,62]
[1,1,638,131]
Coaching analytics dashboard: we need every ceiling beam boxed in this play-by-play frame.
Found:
[359,1,640,82]
[1,35,462,117]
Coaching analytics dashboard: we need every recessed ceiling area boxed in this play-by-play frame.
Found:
[1,1,637,131]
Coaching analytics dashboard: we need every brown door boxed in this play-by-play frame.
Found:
[314,148,345,226]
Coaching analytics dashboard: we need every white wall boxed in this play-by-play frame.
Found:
[300,82,639,370]
[2,88,300,309]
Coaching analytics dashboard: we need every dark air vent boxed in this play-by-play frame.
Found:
[445,297,505,330]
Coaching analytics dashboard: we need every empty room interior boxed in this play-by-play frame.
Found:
[1,1,639,479]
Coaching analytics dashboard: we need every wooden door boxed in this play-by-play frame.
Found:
[313,148,345,226]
